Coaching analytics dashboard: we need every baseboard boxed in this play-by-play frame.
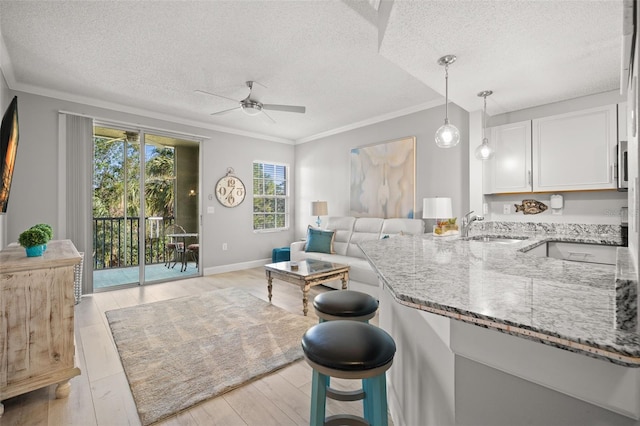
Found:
[203,258,271,275]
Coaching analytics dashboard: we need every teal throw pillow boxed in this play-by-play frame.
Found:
[305,227,335,254]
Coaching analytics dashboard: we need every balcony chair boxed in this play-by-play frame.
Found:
[164,224,186,269]
[186,243,199,269]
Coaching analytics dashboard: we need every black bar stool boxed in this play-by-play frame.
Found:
[302,320,396,426]
[313,290,378,322]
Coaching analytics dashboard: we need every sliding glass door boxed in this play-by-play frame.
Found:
[92,126,200,290]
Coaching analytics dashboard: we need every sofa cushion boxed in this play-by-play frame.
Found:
[346,218,384,258]
[325,216,356,256]
[305,226,335,254]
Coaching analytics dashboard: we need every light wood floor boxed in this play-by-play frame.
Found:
[1,267,390,426]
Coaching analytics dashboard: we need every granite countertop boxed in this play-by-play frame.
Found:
[358,222,640,367]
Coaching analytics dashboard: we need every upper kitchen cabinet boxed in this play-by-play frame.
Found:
[532,105,617,192]
[483,120,532,194]
[619,102,628,141]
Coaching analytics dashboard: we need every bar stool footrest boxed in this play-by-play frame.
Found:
[325,414,369,426]
[326,387,365,402]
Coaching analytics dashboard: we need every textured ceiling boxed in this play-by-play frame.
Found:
[0,0,624,143]
[379,0,624,116]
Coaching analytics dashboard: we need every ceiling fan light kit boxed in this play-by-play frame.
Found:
[241,101,263,116]
[196,81,306,124]
[475,90,495,160]
[435,54,461,148]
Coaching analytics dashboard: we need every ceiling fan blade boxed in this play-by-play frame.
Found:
[261,110,276,124]
[262,104,306,114]
[210,107,241,116]
[194,89,239,103]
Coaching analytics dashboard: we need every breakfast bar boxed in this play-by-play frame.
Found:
[359,224,640,425]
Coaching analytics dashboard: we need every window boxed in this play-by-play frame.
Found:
[253,162,289,231]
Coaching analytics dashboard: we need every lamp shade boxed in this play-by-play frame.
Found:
[423,197,453,219]
[311,201,328,216]
[435,122,460,148]
[474,139,494,160]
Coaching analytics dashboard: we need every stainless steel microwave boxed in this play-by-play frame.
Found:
[618,141,628,191]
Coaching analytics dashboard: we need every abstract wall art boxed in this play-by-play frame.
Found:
[350,136,416,218]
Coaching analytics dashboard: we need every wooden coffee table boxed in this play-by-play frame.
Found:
[265,259,350,316]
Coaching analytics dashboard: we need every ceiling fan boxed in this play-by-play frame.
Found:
[195,81,306,123]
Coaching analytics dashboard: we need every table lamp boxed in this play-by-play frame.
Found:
[423,197,455,236]
[311,201,328,227]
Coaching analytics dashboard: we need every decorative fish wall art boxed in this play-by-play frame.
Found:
[514,199,548,215]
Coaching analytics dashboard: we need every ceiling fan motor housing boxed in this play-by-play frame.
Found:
[241,100,263,115]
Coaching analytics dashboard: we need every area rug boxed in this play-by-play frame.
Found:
[105,287,317,425]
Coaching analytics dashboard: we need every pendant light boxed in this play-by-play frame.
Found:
[435,55,460,148]
[474,90,494,160]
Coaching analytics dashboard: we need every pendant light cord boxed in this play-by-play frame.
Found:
[482,95,486,140]
[444,64,449,122]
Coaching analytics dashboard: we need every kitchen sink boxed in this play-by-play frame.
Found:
[465,236,527,244]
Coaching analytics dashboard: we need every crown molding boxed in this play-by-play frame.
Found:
[2,29,444,146]
[0,37,295,145]
[0,31,16,92]
[14,81,296,144]
[295,99,445,144]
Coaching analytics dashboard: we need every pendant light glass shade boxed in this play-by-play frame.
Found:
[474,90,494,160]
[436,120,461,148]
[475,138,494,160]
[435,55,460,148]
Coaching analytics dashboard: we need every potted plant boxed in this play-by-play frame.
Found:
[18,227,49,257]
[32,223,53,249]
[32,223,53,240]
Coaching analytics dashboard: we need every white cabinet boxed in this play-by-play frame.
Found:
[483,120,532,194]
[484,105,618,194]
[619,102,628,141]
[532,105,617,192]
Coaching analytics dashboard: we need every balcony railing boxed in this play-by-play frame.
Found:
[92,216,175,270]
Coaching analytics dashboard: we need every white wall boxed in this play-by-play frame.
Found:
[476,90,628,225]
[5,91,296,274]
[293,103,469,239]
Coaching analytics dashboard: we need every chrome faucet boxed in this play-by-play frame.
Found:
[461,210,483,237]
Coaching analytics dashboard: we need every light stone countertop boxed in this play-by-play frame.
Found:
[358,222,640,367]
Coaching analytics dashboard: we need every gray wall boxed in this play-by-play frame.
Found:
[294,103,469,239]
[4,91,295,273]
[175,144,199,235]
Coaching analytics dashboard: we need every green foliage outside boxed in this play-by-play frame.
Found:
[93,136,176,268]
[253,162,288,230]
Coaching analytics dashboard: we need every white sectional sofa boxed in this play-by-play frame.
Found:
[290,216,424,298]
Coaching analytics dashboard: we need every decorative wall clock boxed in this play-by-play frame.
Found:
[215,168,246,207]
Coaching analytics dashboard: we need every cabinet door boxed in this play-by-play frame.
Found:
[532,105,617,191]
[619,102,628,141]
[484,121,532,194]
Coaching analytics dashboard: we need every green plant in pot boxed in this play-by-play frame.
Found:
[31,223,53,249]
[18,227,49,257]
[32,223,53,240]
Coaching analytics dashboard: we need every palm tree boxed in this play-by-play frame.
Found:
[145,148,175,217]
